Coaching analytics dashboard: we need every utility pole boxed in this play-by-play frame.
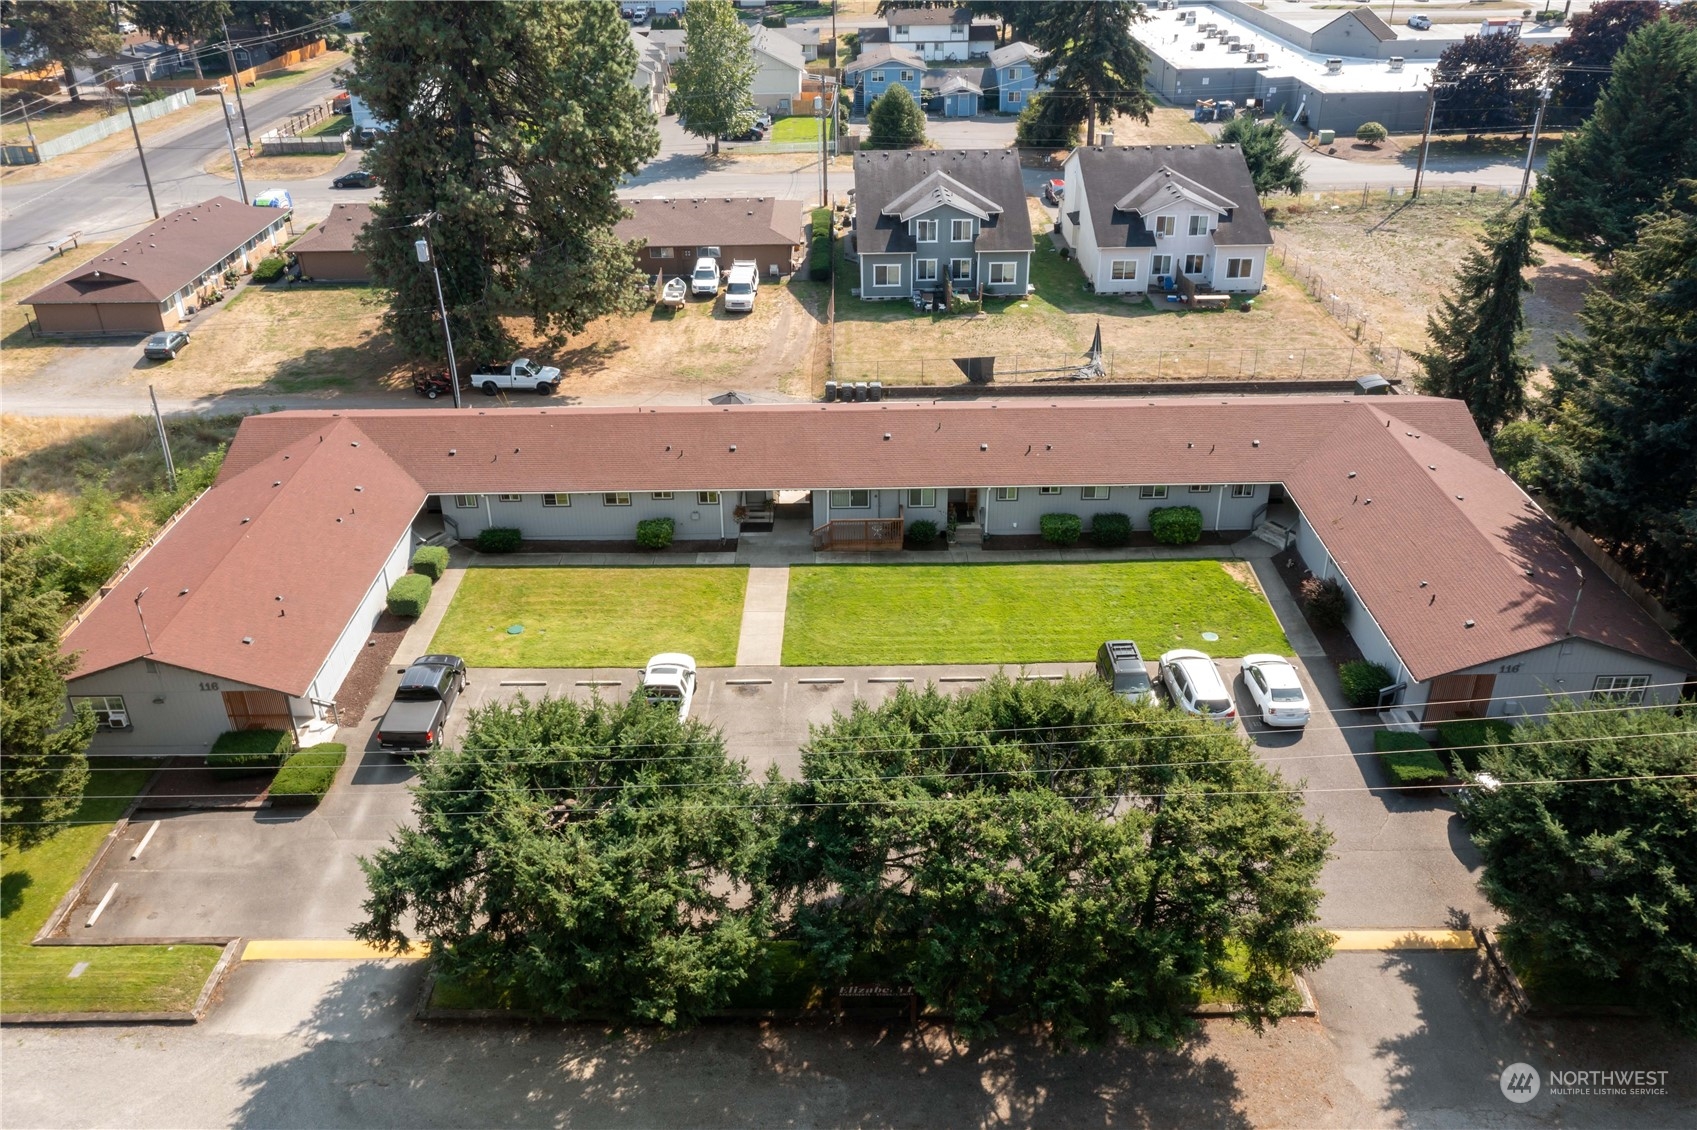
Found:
[18,93,39,152]
[415,221,463,409]
[119,85,160,220]
[1411,81,1439,201]
[204,86,248,203]
[1519,83,1550,200]
[149,385,177,492]
[221,16,253,148]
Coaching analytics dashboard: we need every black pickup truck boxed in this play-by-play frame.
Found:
[375,654,467,752]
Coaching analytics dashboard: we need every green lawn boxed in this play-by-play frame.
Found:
[1,765,224,1015]
[783,562,1290,666]
[770,115,833,143]
[430,566,749,668]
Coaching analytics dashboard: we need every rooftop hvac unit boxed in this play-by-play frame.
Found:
[1185,10,1197,23]
[1325,57,1343,74]
[1388,56,1405,71]
[1249,52,1269,62]
[1193,40,1207,50]
[1199,22,1216,33]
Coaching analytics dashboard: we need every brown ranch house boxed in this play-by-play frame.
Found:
[286,201,373,282]
[616,196,808,280]
[20,197,290,335]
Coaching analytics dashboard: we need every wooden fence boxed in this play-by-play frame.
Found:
[812,519,903,551]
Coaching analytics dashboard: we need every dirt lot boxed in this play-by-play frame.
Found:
[1269,190,1592,369]
[205,149,345,180]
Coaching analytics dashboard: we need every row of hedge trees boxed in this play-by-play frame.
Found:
[387,544,450,618]
[1030,506,1204,547]
[205,730,348,807]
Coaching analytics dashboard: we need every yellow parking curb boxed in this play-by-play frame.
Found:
[241,939,431,961]
[1330,929,1476,951]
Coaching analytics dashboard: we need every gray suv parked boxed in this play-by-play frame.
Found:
[1096,640,1154,703]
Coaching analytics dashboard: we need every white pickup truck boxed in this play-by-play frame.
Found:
[471,358,561,396]
[723,260,760,312]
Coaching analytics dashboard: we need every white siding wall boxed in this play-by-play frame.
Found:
[442,491,736,542]
[1209,246,1265,293]
[68,660,290,757]
[1292,508,1414,690]
[1149,204,1220,286]
[1061,155,1099,280]
[983,483,1267,535]
[1443,638,1690,718]
[306,526,414,710]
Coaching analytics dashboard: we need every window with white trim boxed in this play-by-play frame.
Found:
[873,263,900,287]
[603,492,631,506]
[1151,253,1172,277]
[542,493,570,507]
[1226,257,1253,279]
[1183,253,1205,274]
[916,218,938,242]
[1139,485,1167,499]
[1230,484,1255,498]
[454,495,480,508]
[988,260,1016,284]
[497,493,522,502]
[951,218,973,241]
[906,489,935,507]
[1039,486,1062,495]
[871,70,885,82]
[1008,89,1022,103]
[916,258,938,283]
[651,491,674,500]
[697,491,720,504]
[949,258,972,281]
[72,695,128,728]
[1082,486,1110,500]
[1154,215,1176,237]
[994,487,1018,501]
[1592,674,1650,704]
[1188,215,1209,236]
[829,489,870,508]
[899,69,915,82]
[1110,259,1137,281]
[1189,485,1213,494]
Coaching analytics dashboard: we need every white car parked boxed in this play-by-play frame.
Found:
[1158,649,1236,722]
[690,256,721,297]
[1240,654,1312,728]
[639,652,698,720]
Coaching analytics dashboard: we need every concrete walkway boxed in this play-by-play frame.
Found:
[735,566,790,667]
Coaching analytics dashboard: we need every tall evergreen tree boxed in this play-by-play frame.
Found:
[1546,183,1697,635]
[1550,0,1668,126]
[1014,87,1085,150]
[1218,113,1303,196]
[865,84,927,149]
[128,1,229,79]
[6,1,120,102]
[1029,1,1152,146]
[0,535,95,848]
[671,0,755,156]
[1539,18,1697,253]
[352,1,659,365]
[1414,207,1541,436]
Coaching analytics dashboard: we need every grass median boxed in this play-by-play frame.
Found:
[783,561,1289,666]
[430,566,749,668]
[1,764,224,1015]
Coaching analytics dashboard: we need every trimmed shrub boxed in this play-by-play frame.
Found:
[269,743,348,807]
[1300,576,1348,630]
[207,729,292,775]
[411,545,449,582]
[1373,731,1450,788]
[1148,505,1203,545]
[906,518,939,544]
[474,527,522,553]
[1436,718,1515,772]
[251,256,287,283]
[1039,512,1082,547]
[1355,121,1388,145]
[810,207,832,281]
[1338,659,1395,708]
[386,573,432,618]
[636,517,676,550]
[1089,512,1132,547]
[761,13,787,26]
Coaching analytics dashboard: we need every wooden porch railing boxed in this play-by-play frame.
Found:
[812,519,903,551]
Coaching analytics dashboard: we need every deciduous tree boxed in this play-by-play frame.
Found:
[1432,32,1537,137]
[865,83,926,149]
[1029,0,1153,146]
[1414,207,1540,436]
[6,1,120,102]
[671,0,755,156]
[1218,113,1303,195]
[128,1,228,79]
[1549,0,1668,125]
[352,0,659,365]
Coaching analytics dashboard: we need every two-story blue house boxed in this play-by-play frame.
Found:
[987,41,1048,114]
[851,149,1034,301]
[844,44,925,112]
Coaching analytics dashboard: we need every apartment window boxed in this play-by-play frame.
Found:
[1109,259,1138,281]
[906,489,935,508]
[1139,485,1167,500]
[1039,486,1062,496]
[71,695,128,728]
[651,491,674,500]
[988,260,1016,284]
[871,70,885,82]
[916,259,938,283]
[650,246,673,259]
[994,487,1018,502]
[1592,674,1650,704]
[1008,89,1022,104]
[1183,254,1205,275]
[603,492,631,507]
[1082,486,1110,501]
[1230,484,1256,498]
[542,493,570,507]
[829,489,870,508]
[899,69,915,82]
[497,493,522,503]
[1226,257,1253,279]
[454,495,480,509]
[951,218,974,241]
[1154,215,1176,237]
[1188,215,1209,236]
[697,491,720,504]
[949,258,972,281]
[1189,485,1213,494]
[915,218,938,242]
[1151,254,1172,278]
[873,263,900,287]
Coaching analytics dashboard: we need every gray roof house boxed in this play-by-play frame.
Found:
[1059,143,1274,296]
[851,149,1033,301]
[749,24,807,114]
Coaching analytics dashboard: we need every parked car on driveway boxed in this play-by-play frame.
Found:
[1159,649,1236,721]
[144,330,190,360]
[728,123,766,142]
[1096,640,1154,703]
[376,654,468,752]
[1240,654,1312,728]
[639,653,698,720]
[690,256,722,296]
[1042,179,1065,204]
[1406,14,1432,29]
[331,170,377,189]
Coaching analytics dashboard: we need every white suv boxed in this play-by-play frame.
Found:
[723,260,760,312]
[690,256,721,296]
[639,653,698,720]
[1159,649,1237,721]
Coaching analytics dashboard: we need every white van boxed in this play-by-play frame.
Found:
[723,260,760,312]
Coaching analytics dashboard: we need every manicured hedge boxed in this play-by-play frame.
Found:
[906,518,938,544]
[411,545,449,582]
[475,527,522,553]
[207,729,292,774]
[1338,659,1394,708]
[1149,505,1203,545]
[810,207,833,281]
[1039,512,1082,547]
[1090,512,1131,547]
[1373,731,1449,788]
[269,743,348,807]
[387,573,431,617]
[636,517,676,550]
[252,256,287,283]
[1436,718,1515,772]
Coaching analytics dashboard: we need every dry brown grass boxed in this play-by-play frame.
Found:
[0,241,120,380]
[0,100,221,185]
[205,150,346,181]
[1103,107,1212,146]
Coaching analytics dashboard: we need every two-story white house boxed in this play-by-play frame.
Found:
[883,6,997,61]
[1060,144,1273,296]
[749,24,807,115]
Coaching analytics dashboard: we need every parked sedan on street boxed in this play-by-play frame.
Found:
[331,170,378,189]
[1406,14,1432,29]
[143,330,190,360]
[1159,649,1236,722]
[1240,654,1312,728]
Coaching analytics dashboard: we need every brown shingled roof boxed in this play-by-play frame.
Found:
[287,202,373,256]
[615,197,806,252]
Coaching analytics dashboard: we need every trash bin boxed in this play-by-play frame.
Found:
[823,380,836,402]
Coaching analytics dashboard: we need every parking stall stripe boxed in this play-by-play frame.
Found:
[1329,929,1476,951]
[241,939,432,962]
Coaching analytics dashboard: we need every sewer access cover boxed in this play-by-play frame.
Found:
[507,624,525,635]
[1201,631,1219,642]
